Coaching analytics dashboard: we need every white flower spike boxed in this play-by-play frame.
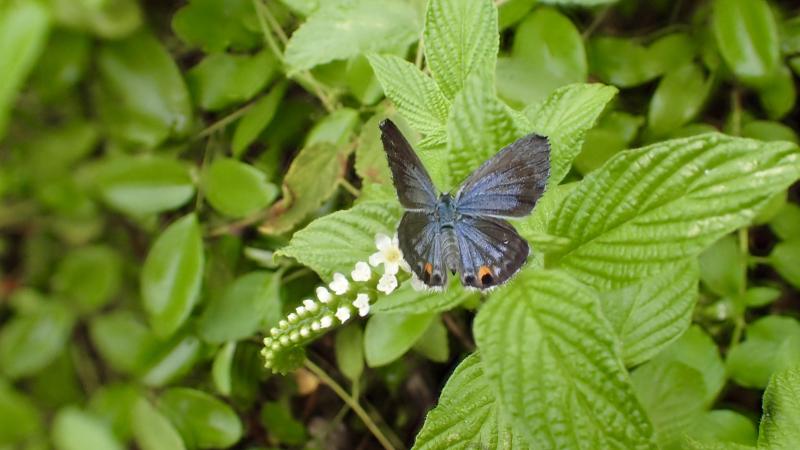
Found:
[351,261,371,282]
[329,272,349,295]
[335,307,351,323]
[320,316,333,328]
[377,273,398,295]
[303,299,318,312]
[316,286,332,303]
[369,233,409,275]
[353,293,370,317]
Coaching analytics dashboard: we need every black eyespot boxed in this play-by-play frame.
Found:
[422,270,430,283]
[464,275,475,285]
[431,273,442,285]
[481,273,494,286]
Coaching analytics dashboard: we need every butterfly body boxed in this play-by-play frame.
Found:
[380,119,550,290]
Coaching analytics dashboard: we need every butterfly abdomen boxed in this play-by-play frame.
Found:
[442,228,460,275]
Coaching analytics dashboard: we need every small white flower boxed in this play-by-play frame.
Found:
[288,313,298,323]
[269,327,279,336]
[280,336,290,345]
[303,299,318,312]
[263,337,273,346]
[271,342,279,350]
[353,293,370,317]
[316,286,332,303]
[335,306,351,323]
[320,315,333,328]
[329,272,349,295]
[311,321,321,331]
[410,272,427,292]
[279,320,289,329]
[290,331,300,342]
[369,234,410,275]
[263,350,273,359]
[377,273,398,294]
[295,305,306,316]
[351,261,372,281]
[300,326,310,337]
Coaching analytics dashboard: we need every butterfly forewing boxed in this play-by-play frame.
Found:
[379,120,438,210]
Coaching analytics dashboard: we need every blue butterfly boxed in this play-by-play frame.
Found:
[380,119,550,290]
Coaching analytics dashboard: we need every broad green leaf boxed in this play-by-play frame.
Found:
[757,64,796,120]
[49,0,141,39]
[0,303,73,379]
[354,112,396,185]
[260,402,308,445]
[727,316,800,389]
[769,203,800,241]
[187,50,277,111]
[346,54,384,105]
[52,245,121,313]
[497,7,586,107]
[335,324,365,383]
[171,0,260,52]
[141,335,203,387]
[198,271,281,343]
[232,81,288,157]
[203,158,278,218]
[632,360,706,450]
[0,1,48,140]
[737,286,781,309]
[742,120,798,144]
[95,30,193,148]
[304,107,360,147]
[371,280,474,314]
[758,367,800,449]
[133,397,186,450]
[276,201,402,279]
[88,155,195,217]
[498,0,536,29]
[412,353,521,450]
[654,325,726,406]
[447,72,527,189]
[90,311,157,375]
[474,269,656,449]
[424,0,498,99]
[88,384,141,442]
[413,316,449,363]
[540,0,617,4]
[700,235,745,298]
[365,312,434,367]
[525,83,618,188]
[712,0,780,86]
[285,0,418,72]
[141,214,205,338]
[0,379,41,445]
[159,388,243,449]
[368,54,450,136]
[588,37,659,87]
[53,407,124,450]
[601,260,699,366]
[648,63,710,136]
[575,111,643,174]
[770,240,800,288]
[211,342,236,396]
[688,410,757,447]
[647,33,697,75]
[547,134,800,290]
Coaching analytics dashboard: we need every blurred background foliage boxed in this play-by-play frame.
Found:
[0,0,799,449]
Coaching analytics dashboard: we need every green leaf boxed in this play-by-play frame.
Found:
[335,324,365,383]
[712,0,780,86]
[424,0,498,99]
[140,335,203,387]
[49,0,142,39]
[547,134,800,290]
[727,316,800,389]
[757,64,796,119]
[95,30,193,148]
[52,245,121,313]
[90,311,157,375]
[232,81,288,157]
[632,360,707,450]
[770,203,800,241]
[204,158,278,218]
[0,303,73,379]
[588,37,660,88]
[260,402,308,445]
[688,410,757,447]
[413,316,449,363]
[365,312,435,367]
[525,83,618,188]
[133,397,186,450]
[412,353,520,450]
[742,120,798,144]
[198,271,281,344]
[276,201,402,279]
[647,63,710,136]
[159,388,243,449]
[141,214,205,338]
[211,342,236,396]
[700,235,745,297]
[540,0,617,4]
[757,367,800,449]
[737,286,781,309]
[171,0,260,52]
[0,1,48,140]
[600,260,699,366]
[52,407,124,450]
[496,7,586,108]
[474,269,655,449]
[0,379,41,445]
[354,112,396,185]
[285,0,418,72]
[88,383,141,442]
[770,240,800,288]
[187,50,277,111]
[89,155,195,217]
[447,71,527,189]
[371,280,474,314]
[367,54,450,137]
[575,111,643,174]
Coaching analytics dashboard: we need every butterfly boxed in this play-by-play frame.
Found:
[379,119,550,290]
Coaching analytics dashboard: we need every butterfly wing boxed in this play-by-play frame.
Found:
[454,133,550,217]
[397,211,448,288]
[380,119,438,210]
[454,216,529,289]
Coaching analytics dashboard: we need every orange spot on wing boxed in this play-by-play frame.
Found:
[424,263,433,275]
[478,265,492,279]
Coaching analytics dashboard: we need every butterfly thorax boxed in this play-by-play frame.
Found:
[434,193,461,274]
[434,193,459,228]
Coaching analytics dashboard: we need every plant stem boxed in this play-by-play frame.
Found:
[339,178,361,197]
[304,359,397,450]
[193,101,258,141]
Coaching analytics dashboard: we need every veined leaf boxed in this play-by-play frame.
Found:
[371,280,476,315]
[275,201,402,280]
[654,326,726,407]
[367,54,450,137]
[424,0,498,99]
[412,353,523,450]
[547,133,800,290]
[726,316,800,389]
[758,367,800,449]
[524,83,618,188]
[364,312,434,367]
[474,269,656,449]
[600,260,699,366]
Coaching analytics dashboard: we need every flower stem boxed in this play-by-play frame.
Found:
[304,359,397,450]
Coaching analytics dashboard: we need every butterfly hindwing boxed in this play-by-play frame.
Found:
[454,133,550,218]
[397,211,448,287]
[454,215,529,289]
[379,119,438,210]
